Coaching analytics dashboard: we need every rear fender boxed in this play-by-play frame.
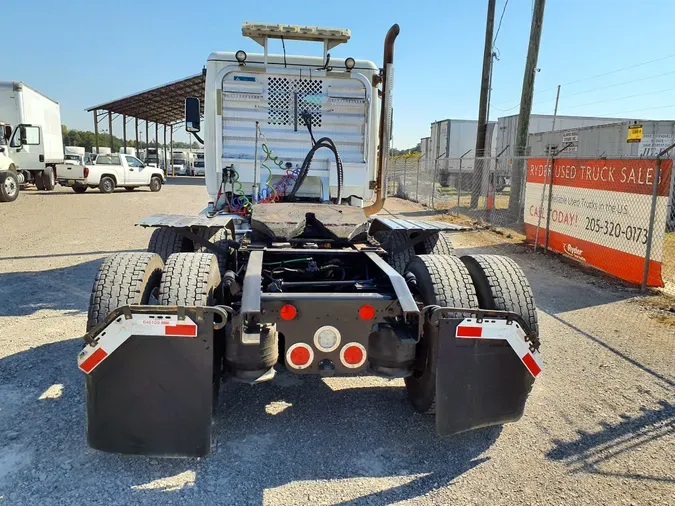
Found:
[431,307,541,437]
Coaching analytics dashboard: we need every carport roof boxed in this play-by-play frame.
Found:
[86,73,205,125]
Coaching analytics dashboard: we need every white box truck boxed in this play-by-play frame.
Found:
[0,81,64,201]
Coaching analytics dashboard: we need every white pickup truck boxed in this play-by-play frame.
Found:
[57,153,165,193]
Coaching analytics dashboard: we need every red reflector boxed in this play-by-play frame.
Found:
[290,346,311,366]
[522,353,541,377]
[165,324,197,336]
[343,345,364,365]
[457,326,482,338]
[358,304,376,320]
[80,348,108,373]
[84,167,89,178]
[280,304,297,321]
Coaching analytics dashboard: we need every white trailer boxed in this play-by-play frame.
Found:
[0,81,64,201]
[119,147,137,157]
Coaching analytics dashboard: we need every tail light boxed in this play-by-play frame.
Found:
[358,304,376,320]
[340,343,367,369]
[84,167,89,178]
[280,304,297,321]
[286,343,313,370]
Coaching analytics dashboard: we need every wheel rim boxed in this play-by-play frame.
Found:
[5,177,17,197]
[104,180,112,192]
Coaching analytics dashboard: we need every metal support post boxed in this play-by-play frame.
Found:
[93,110,99,153]
[122,114,127,152]
[642,142,675,290]
[108,111,113,150]
[170,126,174,177]
[457,148,472,215]
[535,85,560,252]
[135,117,139,154]
[163,125,167,171]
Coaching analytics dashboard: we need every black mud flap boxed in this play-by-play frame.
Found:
[435,318,534,437]
[85,309,215,457]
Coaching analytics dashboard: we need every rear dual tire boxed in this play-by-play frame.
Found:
[404,253,538,415]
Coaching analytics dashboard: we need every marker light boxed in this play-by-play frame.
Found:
[236,50,247,64]
[345,57,356,71]
[314,325,341,352]
[280,304,297,321]
[358,304,375,320]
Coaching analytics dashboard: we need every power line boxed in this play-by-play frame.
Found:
[492,52,675,110]
[564,86,675,110]
[598,103,675,116]
[493,0,509,46]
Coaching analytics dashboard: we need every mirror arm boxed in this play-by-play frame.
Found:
[192,132,204,145]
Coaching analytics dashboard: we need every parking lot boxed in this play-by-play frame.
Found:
[0,183,673,505]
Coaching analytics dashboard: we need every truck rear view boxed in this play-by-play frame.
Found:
[77,23,542,458]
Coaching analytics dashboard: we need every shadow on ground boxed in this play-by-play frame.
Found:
[0,338,501,505]
[547,399,674,484]
[0,259,102,316]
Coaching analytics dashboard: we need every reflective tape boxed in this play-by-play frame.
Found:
[78,314,198,374]
[455,318,543,378]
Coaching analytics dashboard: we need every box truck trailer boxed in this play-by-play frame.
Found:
[0,81,64,201]
[78,23,542,457]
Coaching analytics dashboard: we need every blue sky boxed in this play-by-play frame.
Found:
[4,0,675,148]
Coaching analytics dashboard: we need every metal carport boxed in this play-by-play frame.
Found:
[86,72,205,174]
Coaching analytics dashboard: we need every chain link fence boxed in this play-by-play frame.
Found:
[387,155,675,293]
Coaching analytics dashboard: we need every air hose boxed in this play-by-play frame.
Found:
[289,112,344,203]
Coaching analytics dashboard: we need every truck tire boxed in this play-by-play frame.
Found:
[147,227,190,261]
[34,171,46,191]
[461,255,538,336]
[42,167,56,191]
[158,253,221,306]
[192,227,232,274]
[149,177,162,192]
[0,171,19,202]
[375,231,414,274]
[423,232,454,256]
[99,176,115,193]
[404,255,478,414]
[86,252,164,331]
[73,186,87,194]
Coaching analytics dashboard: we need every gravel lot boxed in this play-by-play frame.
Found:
[0,184,673,505]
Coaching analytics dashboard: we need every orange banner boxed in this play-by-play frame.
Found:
[527,158,672,196]
[524,158,668,287]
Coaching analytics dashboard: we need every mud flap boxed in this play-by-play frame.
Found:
[435,318,535,437]
[82,308,215,457]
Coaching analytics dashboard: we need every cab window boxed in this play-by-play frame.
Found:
[125,155,143,167]
[10,125,40,147]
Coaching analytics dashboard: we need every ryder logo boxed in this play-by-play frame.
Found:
[563,243,586,262]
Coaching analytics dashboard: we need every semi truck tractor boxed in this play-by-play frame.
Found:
[0,81,64,202]
[78,23,542,457]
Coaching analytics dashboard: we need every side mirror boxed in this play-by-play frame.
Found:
[185,97,201,133]
[3,125,11,141]
[19,126,27,144]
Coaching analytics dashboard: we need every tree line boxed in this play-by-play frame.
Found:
[61,125,199,152]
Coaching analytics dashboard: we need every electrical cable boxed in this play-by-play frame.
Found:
[492,53,675,111]
[281,36,287,68]
[493,0,509,47]
[289,112,343,203]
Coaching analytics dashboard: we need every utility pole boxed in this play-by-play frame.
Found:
[471,0,496,209]
[508,0,546,218]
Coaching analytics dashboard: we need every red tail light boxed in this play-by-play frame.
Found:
[84,167,89,178]
[280,304,297,321]
[286,343,313,370]
[340,343,367,368]
[358,304,376,320]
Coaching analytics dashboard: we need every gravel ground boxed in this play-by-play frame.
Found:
[0,186,673,505]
